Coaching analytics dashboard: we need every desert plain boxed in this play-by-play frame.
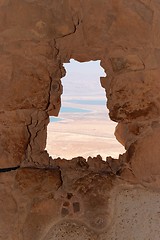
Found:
[46,96,125,160]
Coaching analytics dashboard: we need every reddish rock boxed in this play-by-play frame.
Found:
[0,0,160,239]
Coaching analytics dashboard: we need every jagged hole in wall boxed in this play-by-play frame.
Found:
[46,59,125,160]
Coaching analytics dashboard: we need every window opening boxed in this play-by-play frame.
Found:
[46,59,125,159]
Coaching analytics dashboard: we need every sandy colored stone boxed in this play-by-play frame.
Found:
[100,185,160,240]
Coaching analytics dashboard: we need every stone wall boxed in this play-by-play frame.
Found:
[0,0,160,239]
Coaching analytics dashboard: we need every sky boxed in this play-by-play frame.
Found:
[61,59,106,97]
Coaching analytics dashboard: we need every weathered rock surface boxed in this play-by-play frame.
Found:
[0,0,160,239]
[0,166,160,240]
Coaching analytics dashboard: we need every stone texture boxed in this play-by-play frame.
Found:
[100,185,160,240]
[0,0,160,239]
[0,167,159,240]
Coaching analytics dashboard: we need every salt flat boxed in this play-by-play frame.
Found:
[46,115,125,160]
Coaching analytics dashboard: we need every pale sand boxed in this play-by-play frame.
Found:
[46,118,125,160]
[46,95,126,159]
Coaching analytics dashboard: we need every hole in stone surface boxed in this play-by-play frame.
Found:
[73,202,80,213]
[63,201,70,207]
[67,193,73,199]
[46,59,125,159]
